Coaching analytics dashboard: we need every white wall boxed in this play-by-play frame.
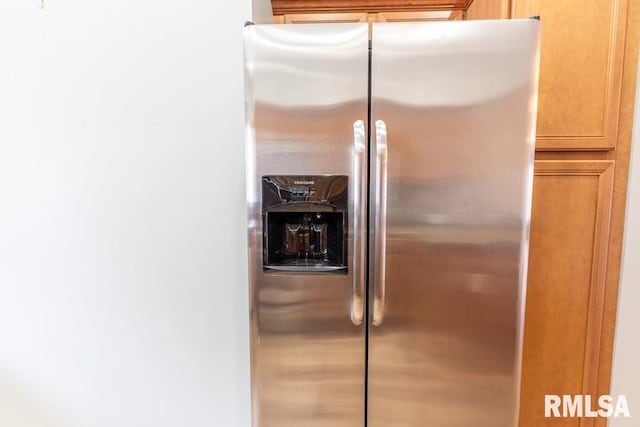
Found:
[252,0,273,24]
[610,55,640,425]
[0,1,251,426]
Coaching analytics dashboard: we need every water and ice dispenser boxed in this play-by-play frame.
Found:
[262,175,348,273]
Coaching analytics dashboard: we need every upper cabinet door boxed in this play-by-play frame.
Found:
[377,10,463,22]
[512,0,629,150]
[465,0,510,20]
[279,12,368,24]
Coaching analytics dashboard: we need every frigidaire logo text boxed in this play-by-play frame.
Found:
[545,395,631,418]
[294,180,314,185]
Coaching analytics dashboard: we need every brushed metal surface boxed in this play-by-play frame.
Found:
[368,20,540,427]
[244,24,369,427]
[372,120,388,327]
[351,120,367,326]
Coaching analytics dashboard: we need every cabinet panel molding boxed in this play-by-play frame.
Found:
[282,12,368,23]
[519,160,615,426]
[377,10,462,21]
[465,0,509,20]
[272,0,471,14]
[512,0,628,151]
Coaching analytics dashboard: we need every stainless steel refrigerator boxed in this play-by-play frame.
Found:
[243,19,540,427]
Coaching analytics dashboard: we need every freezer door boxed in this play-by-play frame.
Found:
[244,24,369,427]
[369,20,540,427]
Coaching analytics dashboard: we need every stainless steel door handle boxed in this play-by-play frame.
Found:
[351,120,366,325]
[373,120,388,326]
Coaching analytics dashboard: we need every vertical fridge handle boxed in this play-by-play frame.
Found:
[373,120,388,326]
[351,120,366,325]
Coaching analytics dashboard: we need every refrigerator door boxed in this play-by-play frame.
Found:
[369,20,540,427]
[244,24,369,427]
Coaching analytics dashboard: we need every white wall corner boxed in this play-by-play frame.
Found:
[609,48,640,427]
[252,0,273,24]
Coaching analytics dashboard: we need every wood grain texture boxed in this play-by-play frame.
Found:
[282,12,368,23]
[519,3,638,426]
[511,0,628,151]
[465,0,509,20]
[275,10,462,33]
[594,1,639,426]
[519,160,615,427]
[272,0,472,14]
[377,9,461,21]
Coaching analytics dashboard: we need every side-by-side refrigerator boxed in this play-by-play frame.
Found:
[243,19,540,427]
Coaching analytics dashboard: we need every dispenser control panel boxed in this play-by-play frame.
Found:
[262,175,348,273]
[262,176,348,208]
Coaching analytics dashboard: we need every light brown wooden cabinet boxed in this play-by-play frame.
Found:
[522,160,616,426]
[274,10,462,24]
[465,0,508,19]
[511,0,638,427]
[512,0,628,151]
[469,0,637,425]
[377,10,462,21]
[274,12,368,24]
[467,0,636,425]
[270,1,639,424]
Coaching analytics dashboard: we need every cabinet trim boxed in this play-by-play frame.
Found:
[377,10,462,21]
[282,12,368,23]
[532,160,615,424]
[271,0,472,15]
[517,0,629,151]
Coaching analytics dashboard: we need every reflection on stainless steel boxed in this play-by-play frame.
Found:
[368,20,539,427]
[372,120,388,327]
[245,19,539,427]
[244,23,369,427]
[352,120,366,326]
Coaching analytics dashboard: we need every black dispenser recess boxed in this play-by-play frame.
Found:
[262,175,348,273]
